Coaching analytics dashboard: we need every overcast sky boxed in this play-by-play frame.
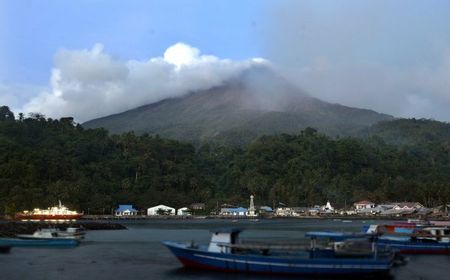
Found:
[1,0,450,122]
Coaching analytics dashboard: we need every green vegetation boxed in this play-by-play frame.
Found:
[1,106,449,215]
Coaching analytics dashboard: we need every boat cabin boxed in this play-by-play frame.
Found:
[208,228,241,253]
[417,227,450,242]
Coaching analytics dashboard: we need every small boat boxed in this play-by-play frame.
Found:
[374,226,450,254]
[16,227,85,241]
[163,228,395,276]
[308,224,450,254]
[0,237,78,247]
[31,227,86,240]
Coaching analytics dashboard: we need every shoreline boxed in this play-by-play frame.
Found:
[2,214,448,222]
[81,214,450,221]
[0,221,126,238]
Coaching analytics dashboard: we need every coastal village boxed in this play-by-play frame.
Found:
[109,195,450,219]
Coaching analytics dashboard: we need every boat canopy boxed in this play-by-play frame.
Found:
[305,231,371,240]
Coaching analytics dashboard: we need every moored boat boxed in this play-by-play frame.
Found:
[0,237,79,247]
[16,228,85,240]
[371,225,450,254]
[15,201,83,221]
[163,228,395,276]
[307,224,450,254]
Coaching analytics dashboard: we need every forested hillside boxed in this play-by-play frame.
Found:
[360,118,450,146]
[1,106,449,215]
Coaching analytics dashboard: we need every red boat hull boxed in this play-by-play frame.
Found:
[15,214,83,220]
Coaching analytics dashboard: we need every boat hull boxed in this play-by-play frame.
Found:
[377,239,450,254]
[15,214,83,220]
[306,231,450,254]
[162,241,393,276]
[0,238,79,247]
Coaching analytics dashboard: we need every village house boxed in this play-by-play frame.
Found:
[354,201,376,210]
[115,204,138,216]
[390,202,424,211]
[259,206,273,214]
[190,203,205,210]
[275,206,295,217]
[147,204,176,215]
[177,207,191,216]
[220,207,248,216]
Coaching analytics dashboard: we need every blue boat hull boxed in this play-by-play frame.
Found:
[306,231,450,254]
[162,241,393,275]
[0,238,79,247]
[377,238,450,254]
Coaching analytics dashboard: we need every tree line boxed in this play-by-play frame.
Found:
[1,106,449,215]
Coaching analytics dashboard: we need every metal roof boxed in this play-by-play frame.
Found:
[116,205,137,212]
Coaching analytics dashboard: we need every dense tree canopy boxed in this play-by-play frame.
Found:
[0,107,449,215]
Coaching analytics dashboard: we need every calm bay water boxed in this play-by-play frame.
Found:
[1,219,449,280]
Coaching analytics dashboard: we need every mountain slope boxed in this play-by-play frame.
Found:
[83,67,393,144]
[360,118,450,146]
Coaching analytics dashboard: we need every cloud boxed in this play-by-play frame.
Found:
[21,43,268,122]
[0,84,45,112]
[264,0,450,121]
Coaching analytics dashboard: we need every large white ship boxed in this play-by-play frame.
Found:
[15,201,83,220]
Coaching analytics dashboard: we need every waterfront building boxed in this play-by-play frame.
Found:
[177,207,191,216]
[115,205,138,216]
[220,207,248,216]
[275,207,295,216]
[147,204,176,215]
[259,206,273,213]
[354,201,375,210]
[390,202,424,211]
[190,203,205,210]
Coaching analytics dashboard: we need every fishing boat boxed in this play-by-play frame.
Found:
[307,224,450,254]
[0,237,79,247]
[163,228,396,276]
[17,228,85,240]
[15,200,83,221]
[369,225,450,254]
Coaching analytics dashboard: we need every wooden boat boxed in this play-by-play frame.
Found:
[376,226,450,254]
[16,229,83,240]
[0,237,79,247]
[163,228,395,276]
[28,227,86,240]
[308,225,450,254]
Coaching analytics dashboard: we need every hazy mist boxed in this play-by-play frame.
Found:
[264,0,450,121]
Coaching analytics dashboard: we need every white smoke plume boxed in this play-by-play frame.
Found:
[22,43,268,122]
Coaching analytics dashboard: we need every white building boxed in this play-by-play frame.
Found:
[115,205,138,216]
[354,201,376,210]
[220,207,248,216]
[391,202,424,211]
[147,204,175,216]
[321,201,334,213]
[177,207,191,216]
